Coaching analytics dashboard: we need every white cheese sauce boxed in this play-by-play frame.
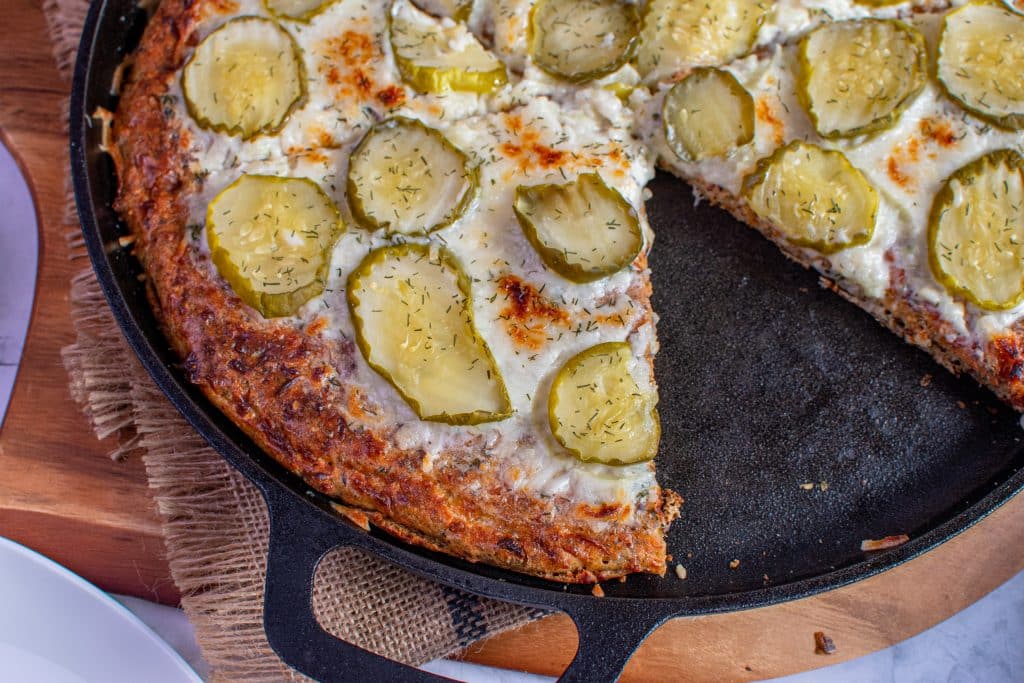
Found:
[176,0,659,507]
[646,8,1024,342]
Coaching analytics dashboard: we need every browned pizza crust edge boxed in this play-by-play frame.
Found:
[692,180,1024,412]
[109,0,682,584]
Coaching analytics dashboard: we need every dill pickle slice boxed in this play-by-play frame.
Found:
[347,245,512,424]
[938,1,1024,130]
[798,19,927,139]
[548,342,659,466]
[528,0,640,84]
[662,68,754,162]
[347,117,476,236]
[513,173,643,283]
[390,0,507,94]
[412,0,473,21]
[929,150,1024,310]
[207,175,341,318]
[263,0,334,21]
[182,17,305,140]
[635,0,769,82]
[742,142,878,255]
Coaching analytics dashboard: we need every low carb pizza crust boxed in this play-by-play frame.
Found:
[112,0,680,583]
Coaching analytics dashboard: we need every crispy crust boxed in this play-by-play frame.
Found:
[693,179,1024,411]
[111,0,680,583]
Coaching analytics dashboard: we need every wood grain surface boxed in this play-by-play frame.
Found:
[0,0,179,605]
[0,1,1021,679]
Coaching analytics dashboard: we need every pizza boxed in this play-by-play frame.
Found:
[107,0,1024,583]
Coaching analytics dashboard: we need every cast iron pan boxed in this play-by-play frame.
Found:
[71,1,1024,680]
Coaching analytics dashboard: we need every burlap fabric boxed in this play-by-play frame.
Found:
[45,1,546,679]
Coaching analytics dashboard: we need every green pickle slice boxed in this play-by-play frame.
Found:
[347,117,476,236]
[742,142,878,255]
[263,0,334,21]
[182,17,305,140]
[207,175,341,318]
[347,245,512,424]
[528,0,640,84]
[662,68,755,162]
[390,0,507,94]
[548,341,659,466]
[938,1,1024,130]
[513,173,643,283]
[411,0,473,21]
[799,19,927,138]
[635,0,769,82]
[929,150,1024,310]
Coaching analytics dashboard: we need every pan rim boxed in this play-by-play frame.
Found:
[67,0,1024,617]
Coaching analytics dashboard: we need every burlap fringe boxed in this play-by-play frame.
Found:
[42,0,89,83]
[131,378,308,681]
[61,269,141,459]
[41,0,88,81]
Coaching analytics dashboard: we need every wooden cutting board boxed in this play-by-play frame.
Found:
[1,1,1022,680]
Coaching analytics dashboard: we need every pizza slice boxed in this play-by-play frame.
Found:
[644,0,1024,411]
[112,0,679,583]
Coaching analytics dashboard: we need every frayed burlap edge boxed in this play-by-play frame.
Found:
[46,0,545,679]
[42,0,88,82]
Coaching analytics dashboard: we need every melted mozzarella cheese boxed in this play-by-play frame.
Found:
[649,9,1024,339]
[177,2,659,505]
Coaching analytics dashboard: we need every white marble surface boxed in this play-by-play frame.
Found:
[116,571,1024,682]
[2,141,1021,682]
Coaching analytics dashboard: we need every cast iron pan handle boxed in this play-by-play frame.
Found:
[262,484,671,682]
[262,485,450,682]
[558,603,671,683]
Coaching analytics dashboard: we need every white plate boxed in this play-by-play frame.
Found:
[0,536,202,683]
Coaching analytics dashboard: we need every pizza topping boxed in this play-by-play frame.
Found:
[182,18,305,140]
[390,0,508,95]
[929,150,1024,311]
[549,342,659,466]
[497,275,570,350]
[742,142,878,255]
[206,175,341,318]
[662,68,755,162]
[263,0,333,21]
[513,173,643,283]
[347,245,512,424]
[938,1,1024,130]
[347,117,476,236]
[798,19,927,139]
[411,0,473,21]
[527,0,640,84]
[635,0,769,82]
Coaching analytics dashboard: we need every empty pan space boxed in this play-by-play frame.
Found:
[646,173,1023,598]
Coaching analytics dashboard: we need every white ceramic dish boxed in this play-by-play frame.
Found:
[0,536,202,683]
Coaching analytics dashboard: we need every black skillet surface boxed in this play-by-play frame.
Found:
[71,1,1024,680]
